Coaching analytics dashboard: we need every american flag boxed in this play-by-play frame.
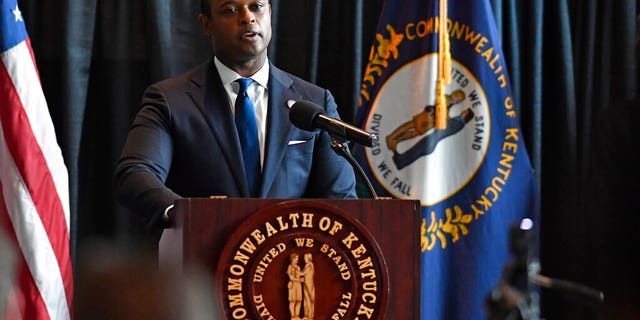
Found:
[0,0,73,319]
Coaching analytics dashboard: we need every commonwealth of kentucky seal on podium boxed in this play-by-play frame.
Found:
[216,200,390,319]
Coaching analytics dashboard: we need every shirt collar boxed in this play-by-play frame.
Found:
[213,56,270,89]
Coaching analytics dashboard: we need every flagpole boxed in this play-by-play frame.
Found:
[435,0,451,129]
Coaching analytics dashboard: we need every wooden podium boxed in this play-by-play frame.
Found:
[160,198,421,319]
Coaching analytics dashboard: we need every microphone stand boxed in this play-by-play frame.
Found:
[486,219,604,320]
[529,273,604,305]
[329,136,378,199]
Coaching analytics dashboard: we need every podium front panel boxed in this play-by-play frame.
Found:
[160,198,421,319]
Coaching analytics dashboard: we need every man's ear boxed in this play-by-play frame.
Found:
[198,14,212,36]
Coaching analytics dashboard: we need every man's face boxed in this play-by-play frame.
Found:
[201,0,272,66]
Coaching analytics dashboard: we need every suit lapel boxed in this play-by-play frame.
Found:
[259,65,300,197]
[186,61,249,196]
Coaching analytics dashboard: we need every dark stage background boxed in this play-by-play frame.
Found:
[18,0,640,318]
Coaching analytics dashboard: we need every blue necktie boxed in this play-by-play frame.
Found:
[235,78,260,196]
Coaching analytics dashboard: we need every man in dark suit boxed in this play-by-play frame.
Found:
[114,0,357,234]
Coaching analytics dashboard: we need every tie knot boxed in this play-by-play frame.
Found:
[236,78,253,93]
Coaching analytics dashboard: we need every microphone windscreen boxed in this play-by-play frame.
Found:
[289,101,325,131]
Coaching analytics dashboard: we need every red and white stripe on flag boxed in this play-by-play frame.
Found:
[0,11,73,320]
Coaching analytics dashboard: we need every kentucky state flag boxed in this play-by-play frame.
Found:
[354,0,539,319]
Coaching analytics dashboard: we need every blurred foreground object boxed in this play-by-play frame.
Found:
[75,240,218,320]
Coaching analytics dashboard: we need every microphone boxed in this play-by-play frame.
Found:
[288,100,377,147]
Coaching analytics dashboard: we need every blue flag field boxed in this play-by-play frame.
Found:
[354,1,539,319]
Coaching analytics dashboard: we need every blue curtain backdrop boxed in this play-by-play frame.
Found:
[17,0,640,318]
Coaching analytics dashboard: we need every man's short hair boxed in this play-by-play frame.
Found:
[201,0,271,17]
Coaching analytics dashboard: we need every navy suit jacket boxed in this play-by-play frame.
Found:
[115,59,357,231]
